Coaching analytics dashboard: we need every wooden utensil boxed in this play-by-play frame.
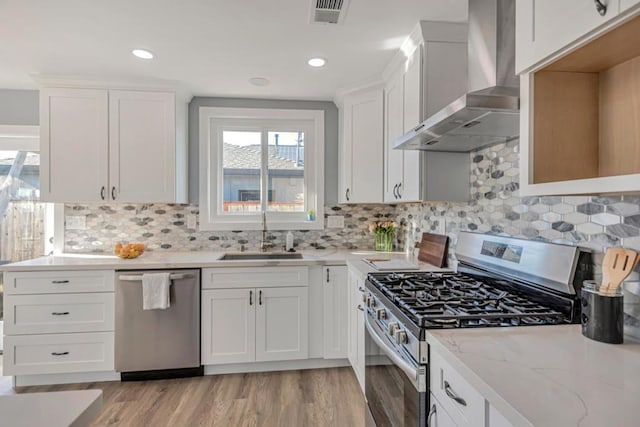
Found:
[417,233,449,268]
[600,248,639,295]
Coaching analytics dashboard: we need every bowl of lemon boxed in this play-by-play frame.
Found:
[114,243,146,259]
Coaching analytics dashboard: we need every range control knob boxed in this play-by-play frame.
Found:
[394,329,408,345]
[375,308,387,320]
[367,296,377,308]
[387,322,399,336]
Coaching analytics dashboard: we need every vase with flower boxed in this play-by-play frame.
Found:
[368,221,397,252]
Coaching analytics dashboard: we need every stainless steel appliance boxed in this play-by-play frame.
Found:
[364,232,592,426]
[394,0,519,153]
[115,269,202,380]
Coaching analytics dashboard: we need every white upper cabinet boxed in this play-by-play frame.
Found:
[516,0,620,73]
[382,21,469,203]
[40,85,187,203]
[384,69,405,202]
[40,88,109,202]
[108,91,177,203]
[339,86,384,204]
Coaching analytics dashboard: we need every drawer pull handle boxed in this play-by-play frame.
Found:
[51,352,69,356]
[357,305,365,312]
[593,0,607,16]
[444,381,467,406]
[51,312,70,316]
[358,287,365,292]
[427,404,436,426]
[52,280,70,284]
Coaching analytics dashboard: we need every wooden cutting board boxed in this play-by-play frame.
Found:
[417,233,449,267]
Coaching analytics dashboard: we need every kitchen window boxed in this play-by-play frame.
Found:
[199,107,324,230]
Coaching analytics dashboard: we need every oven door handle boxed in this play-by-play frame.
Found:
[365,314,421,385]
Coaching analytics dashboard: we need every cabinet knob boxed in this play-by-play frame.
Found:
[397,182,403,199]
[393,184,398,199]
[100,186,106,200]
[345,188,350,201]
[111,186,117,200]
[593,0,607,16]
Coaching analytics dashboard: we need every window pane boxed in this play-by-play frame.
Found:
[267,131,304,212]
[222,131,262,213]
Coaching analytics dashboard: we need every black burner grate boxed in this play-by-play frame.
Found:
[368,272,568,329]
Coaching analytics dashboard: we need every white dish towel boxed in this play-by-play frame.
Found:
[142,272,171,310]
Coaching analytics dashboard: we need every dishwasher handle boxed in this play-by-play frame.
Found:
[118,273,194,282]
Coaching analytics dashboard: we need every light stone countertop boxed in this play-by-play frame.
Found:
[426,325,640,427]
[0,249,450,273]
[0,389,102,427]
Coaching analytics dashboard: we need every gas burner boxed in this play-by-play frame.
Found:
[367,271,572,330]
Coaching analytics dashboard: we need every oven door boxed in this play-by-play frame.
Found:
[364,313,427,427]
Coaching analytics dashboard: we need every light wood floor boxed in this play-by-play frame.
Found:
[1,367,365,427]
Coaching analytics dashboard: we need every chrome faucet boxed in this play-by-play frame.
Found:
[260,212,273,252]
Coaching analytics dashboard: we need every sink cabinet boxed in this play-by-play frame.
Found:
[200,267,309,365]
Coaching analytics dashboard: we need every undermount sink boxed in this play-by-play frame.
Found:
[218,252,303,261]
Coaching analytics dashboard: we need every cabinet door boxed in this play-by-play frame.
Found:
[516,0,619,73]
[341,88,384,203]
[322,266,348,359]
[109,91,176,203]
[40,88,108,202]
[427,395,457,427]
[347,271,358,368]
[201,289,255,365]
[401,47,423,202]
[384,70,404,203]
[256,286,309,362]
[347,270,366,391]
[620,0,640,12]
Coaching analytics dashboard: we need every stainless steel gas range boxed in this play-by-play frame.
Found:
[363,232,593,427]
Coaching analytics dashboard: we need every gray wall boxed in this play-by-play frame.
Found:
[0,89,39,125]
[188,97,339,205]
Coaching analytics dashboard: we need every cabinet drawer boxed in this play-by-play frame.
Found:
[202,267,309,289]
[3,332,114,375]
[429,393,458,427]
[431,350,485,427]
[4,270,115,295]
[4,293,114,335]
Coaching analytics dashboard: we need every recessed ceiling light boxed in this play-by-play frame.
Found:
[132,49,154,59]
[249,77,270,87]
[308,57,327,68]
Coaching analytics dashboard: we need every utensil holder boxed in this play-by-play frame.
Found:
[581,280,624,344]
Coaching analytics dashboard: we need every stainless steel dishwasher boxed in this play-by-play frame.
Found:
[115,269,202,380]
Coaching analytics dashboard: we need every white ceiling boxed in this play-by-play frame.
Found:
[0,0,467,100]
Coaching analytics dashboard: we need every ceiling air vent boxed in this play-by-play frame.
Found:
[309,0,350,25]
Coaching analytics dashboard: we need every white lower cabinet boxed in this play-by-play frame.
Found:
[201,288,256,365]
[322,266,348,359]
[256,286,308,362]
[428,393,457,427]
[3,332,114,376]
[347,268,366,391]
[430,348,513,427]
[201,286,309,365]
[2,270,116,378]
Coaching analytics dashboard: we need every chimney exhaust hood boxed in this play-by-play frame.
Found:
[394,0,519,152]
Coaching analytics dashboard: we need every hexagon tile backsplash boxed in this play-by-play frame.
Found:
[65,139,640,263]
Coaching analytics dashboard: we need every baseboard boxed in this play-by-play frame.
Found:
[13,371,120,387]
[203,358,351,375]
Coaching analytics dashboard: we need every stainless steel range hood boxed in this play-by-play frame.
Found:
[394,0,519,152]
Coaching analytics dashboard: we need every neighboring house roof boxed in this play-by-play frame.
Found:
[223,143,303,170]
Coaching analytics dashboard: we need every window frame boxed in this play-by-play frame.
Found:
[198,107,324,231]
